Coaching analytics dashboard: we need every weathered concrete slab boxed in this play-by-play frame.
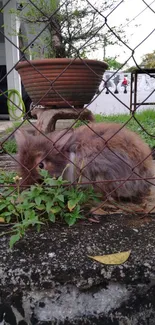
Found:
[0,154,17,170]
[0,214,155,324]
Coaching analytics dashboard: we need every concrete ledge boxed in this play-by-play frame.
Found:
[0,214,155,324]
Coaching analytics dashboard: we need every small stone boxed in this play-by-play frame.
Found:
[48,252,56,258]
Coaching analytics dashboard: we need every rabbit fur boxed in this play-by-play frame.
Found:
[15,122,154,200]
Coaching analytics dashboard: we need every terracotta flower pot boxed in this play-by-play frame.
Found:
[16,58,108,108]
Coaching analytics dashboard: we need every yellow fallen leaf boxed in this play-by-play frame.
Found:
[88,250,131,265]
[0,217,5,223]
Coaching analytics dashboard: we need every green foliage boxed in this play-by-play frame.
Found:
[125,50,155,71]
[1,139,17,154]
[124,66,138,73]
[140,50,155,69]
[0,121,29,155]
[0,170,16,185]
[105,57,123,70]
[12,0,127,59]
[0,169,100,248]
[95,109,155,148]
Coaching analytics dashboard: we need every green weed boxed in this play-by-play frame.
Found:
[1,139,17,154]
[0,169,100,248]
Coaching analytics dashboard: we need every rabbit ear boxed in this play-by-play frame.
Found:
[14,129,29,148]
[51,129,73,150]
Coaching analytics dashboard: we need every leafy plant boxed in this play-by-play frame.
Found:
[0,169,100,248]
[1,139,17,154]
[0,170,16,185]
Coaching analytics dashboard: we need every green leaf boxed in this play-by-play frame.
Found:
[57,194,64,202]
[29,186,42,197]
[51,206,61,214]
[21,218,43,228]
[64,214,77,226]
[36,204,45,211]
[35,196,42,206]
[45,178,58,186]
[8,204,15,211]
[46,201,54,213]
[10,232,21,248]
[6,215,11,223]
[39,169,49,179]
[48,212,55,223]
[67,200,77,212]
[0,203,8,211]
[40,194,50,201]
[22,202,35,209]
[24,210,36,219]
[57,175,63,182]
[68,218,77,226]
[1,211,12,217]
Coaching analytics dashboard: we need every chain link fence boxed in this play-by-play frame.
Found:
[0,0,155,221]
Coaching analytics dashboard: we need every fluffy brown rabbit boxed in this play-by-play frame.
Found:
[15,122,154,200]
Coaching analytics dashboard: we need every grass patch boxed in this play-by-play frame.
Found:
[0,121,28,154]
[1,139,17,154]
[2,121,28,135]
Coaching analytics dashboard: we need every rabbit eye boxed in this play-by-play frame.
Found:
[38,162,44,169]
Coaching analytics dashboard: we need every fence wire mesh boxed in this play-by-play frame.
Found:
[0,0,155,220]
